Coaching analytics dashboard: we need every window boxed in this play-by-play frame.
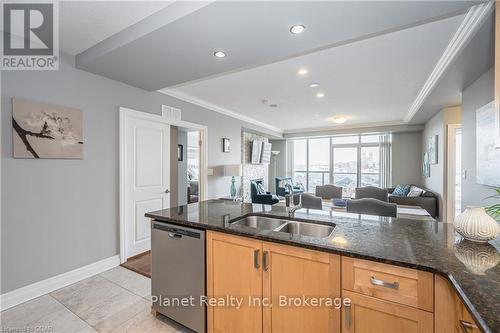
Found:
[308,138,330,193]
[291,138,330,193]
[291,134,389,196]
[333,147,358,197]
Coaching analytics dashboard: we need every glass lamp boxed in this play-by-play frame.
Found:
[223,165,242,198]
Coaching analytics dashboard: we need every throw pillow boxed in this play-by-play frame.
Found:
[257,183,266,195]
[407,186,424,197]
[393,184,411,196]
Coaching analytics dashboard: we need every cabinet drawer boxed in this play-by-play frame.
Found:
[342,257,433,312]
[342,290,433,333]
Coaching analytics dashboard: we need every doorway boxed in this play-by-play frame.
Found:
[119,107,208,264]
[446,124,462,223]
[170,126,201,207]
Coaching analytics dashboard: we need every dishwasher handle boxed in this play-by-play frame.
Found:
[153,221,203,239]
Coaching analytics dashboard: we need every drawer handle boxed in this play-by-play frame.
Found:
[459,320,475,333]
[254,249,260,269]
[263,251,269,271]
[345,303,351,329]
[370,276,399,290]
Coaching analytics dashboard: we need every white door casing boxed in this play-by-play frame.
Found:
[119,107,209,263]
[123,113,170,259]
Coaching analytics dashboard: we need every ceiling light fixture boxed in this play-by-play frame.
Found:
[309,83,319,88]
[329,116,347,124]
[290,24,305,34]
[214,51,226,58]
[298,68,308,76]
[316,92,325,98]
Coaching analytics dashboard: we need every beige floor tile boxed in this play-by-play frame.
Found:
[50,276,124,315]
[80,291,148,332]
[76,325,98,333]
[29,306,88,333]
[111,308,181,333]
[0,295,63,328]
[99,266,151,298]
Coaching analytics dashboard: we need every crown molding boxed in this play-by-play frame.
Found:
[405,1,494,123]
[159,89,284,135]
[283,121,424,138]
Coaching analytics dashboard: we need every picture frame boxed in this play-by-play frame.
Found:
[428,135,438,165]
[12,98,83,159]
[422,152,430,178]
[178,144,183,161]
[222,138,230,153]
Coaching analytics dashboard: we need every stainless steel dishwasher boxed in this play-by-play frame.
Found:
[151,221,205,333]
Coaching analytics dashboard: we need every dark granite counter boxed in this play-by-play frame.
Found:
[145,200,500,333]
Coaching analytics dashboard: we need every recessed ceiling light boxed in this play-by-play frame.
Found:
[290,24,305,34]
[329,116,347,124]
[214,51,226,58]
[298,68,308,76]
[316,92,325,98]
[309,83,319,88]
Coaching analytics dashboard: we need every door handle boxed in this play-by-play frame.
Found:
[370,275,399,290]
[263,251,269,271]
[345,303,351,329]
[168,233,182,239]
[254,249,260,269]
[164,189,170,194]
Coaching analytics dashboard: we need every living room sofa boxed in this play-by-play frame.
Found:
[387,186,438,218]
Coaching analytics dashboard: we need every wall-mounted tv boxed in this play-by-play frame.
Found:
[251,140,272,164]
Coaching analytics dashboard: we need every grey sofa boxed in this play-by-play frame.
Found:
[387,186,438,218]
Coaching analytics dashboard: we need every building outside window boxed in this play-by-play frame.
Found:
[291,134,390,197]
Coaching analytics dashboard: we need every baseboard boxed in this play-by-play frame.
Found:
[0,255,120,311]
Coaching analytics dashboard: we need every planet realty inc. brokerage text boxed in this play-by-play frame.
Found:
[152,295,351,310]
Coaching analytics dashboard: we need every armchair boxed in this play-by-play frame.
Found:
[275,177,304,197]
[250,179,279,205]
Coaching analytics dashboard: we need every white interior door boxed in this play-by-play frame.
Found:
[125,116,170,259]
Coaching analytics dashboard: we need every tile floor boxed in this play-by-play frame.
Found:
[1,266,192,333]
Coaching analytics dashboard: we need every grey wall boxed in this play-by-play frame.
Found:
[391,131,423,186]
[177,130,188,206]
[421,106,461,221]
[1,55,281,293]
[461,67,496,211]
[268,139,287,192]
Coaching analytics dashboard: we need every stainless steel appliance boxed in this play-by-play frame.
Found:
[151,221,205,333]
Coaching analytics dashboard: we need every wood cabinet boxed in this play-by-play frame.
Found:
[206,231,341,333]
[207,232,263,333]
[342,257,433,312]
[262,242,340,333]
[206,232,483,333]
[341,291,433,333]
[435,275,481,333]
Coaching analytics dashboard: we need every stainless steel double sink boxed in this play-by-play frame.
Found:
[230,215,335,238]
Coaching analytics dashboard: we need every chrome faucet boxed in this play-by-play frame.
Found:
[284,183,302,217]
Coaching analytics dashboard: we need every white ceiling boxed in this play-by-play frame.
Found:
[59,1,172,55]
[164,14,465,132]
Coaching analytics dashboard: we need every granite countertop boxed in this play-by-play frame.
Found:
[145,200,500,333]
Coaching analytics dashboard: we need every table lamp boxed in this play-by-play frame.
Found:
[223,164,242,198]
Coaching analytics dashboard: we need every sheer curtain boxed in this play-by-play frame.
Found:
[379,134,392,188]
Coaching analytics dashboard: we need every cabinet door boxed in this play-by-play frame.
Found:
[435,275,481,333]
[207,232,263,333]
[342,291,433,333]
[262,242,341,333]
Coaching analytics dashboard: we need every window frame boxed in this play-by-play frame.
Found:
[292,135,382,194]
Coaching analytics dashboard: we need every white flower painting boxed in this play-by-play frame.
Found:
[12,98,83,159]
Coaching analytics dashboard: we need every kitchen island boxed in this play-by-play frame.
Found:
[146,199,499,333]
